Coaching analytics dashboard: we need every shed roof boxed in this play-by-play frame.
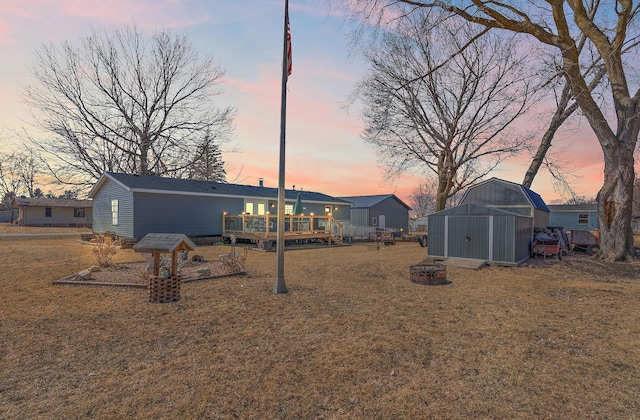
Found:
[338,194,412,210]
[462,177,550,212]
[132,233,196,253]
[429,203,530,218]
[89,172,350,205]
[12,197,93,208]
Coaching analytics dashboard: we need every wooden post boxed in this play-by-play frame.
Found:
[153,253,160,277]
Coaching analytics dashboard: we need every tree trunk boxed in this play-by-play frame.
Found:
[597,144,636,261]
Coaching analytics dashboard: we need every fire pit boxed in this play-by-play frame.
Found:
[410,260,449,285]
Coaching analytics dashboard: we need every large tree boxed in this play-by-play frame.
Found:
[348,0,640,260]
[25,25,235,188]
[357,11,535,211]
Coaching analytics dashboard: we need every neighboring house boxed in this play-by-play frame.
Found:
[12,197,93,227]
[338,194,412,232]
[88,172,351,240]
[548,204,598,230]
[0,209,18,223]
[427,178,550,265]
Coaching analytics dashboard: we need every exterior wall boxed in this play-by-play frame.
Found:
[92,179,134,237]
[428,205,533,264]
[549,210,598,230]
[533,208,550,229]
[370,198,410,231]
[133,192,243,238]
[0,209,18,223]
[349,208,370,227]
[20,206,92,227]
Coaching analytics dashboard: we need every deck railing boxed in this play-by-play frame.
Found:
[223,213,343,239]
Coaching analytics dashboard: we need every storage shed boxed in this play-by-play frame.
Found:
[338,194,411,231]
[460,177,550,228]
[427,178,549,265]
[427,204,533,265]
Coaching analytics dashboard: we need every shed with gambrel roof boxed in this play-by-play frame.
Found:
[427,178,549,265]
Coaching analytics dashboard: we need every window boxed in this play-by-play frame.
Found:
[325,205,331,214]
[45,207,52,217]
[285,204,293,215]
[74,208,85,218]
[578,213,589,225]
[245,203,254,215]
[372,217,377,226]
[111,199,119,225]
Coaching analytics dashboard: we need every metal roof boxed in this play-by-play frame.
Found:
[338,194,412,210]
[461,177,550,212]
[89,172,350,204]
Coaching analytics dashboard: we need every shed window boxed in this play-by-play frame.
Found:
[111,199,119,225]
[45,207,52,217]
[74,208,85,218]
[372,217,377,226]
[578,213,589,225]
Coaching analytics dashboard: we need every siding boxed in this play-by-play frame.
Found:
[21,206,92,227]
[133,193,243,238]
[350,208,369,227]
[370,198,410,230]
[92,179,134,237]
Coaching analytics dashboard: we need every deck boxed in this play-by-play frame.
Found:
[222,213,344,250]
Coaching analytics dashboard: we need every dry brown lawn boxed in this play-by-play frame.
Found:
[1,227,639,419]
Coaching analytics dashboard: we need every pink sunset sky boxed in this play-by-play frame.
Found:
[0,0,605,206]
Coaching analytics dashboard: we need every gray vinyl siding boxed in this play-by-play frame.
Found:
[350,208,369,226]
[549,211,598,230]
[370,199,409,230]
[133,193,243,238]
[92,179,134,237]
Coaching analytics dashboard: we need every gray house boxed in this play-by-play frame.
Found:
[338,194,411,232]
[88,172,351,240]
[427,178,549,265]
[548,204,598,230]
[12,197,93,227]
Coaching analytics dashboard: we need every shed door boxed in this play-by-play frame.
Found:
[379,215,386,229]
[447,216,490,260]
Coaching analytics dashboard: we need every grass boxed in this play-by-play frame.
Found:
[1,228,639,418]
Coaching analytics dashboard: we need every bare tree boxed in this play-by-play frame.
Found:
[347,1,640,261]
[24,25,235,188]
[356,11,535,211]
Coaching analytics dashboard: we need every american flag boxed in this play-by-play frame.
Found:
[286,15,292,76]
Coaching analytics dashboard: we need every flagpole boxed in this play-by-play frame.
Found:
[274,0,290,294]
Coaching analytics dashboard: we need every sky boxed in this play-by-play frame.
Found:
[0,0,607,206]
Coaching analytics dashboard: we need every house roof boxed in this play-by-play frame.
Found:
[89,172,350,204]
[12,197,93,208]
[338,194,412,210]
[462,177,550,212]
[132,233,196,253]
